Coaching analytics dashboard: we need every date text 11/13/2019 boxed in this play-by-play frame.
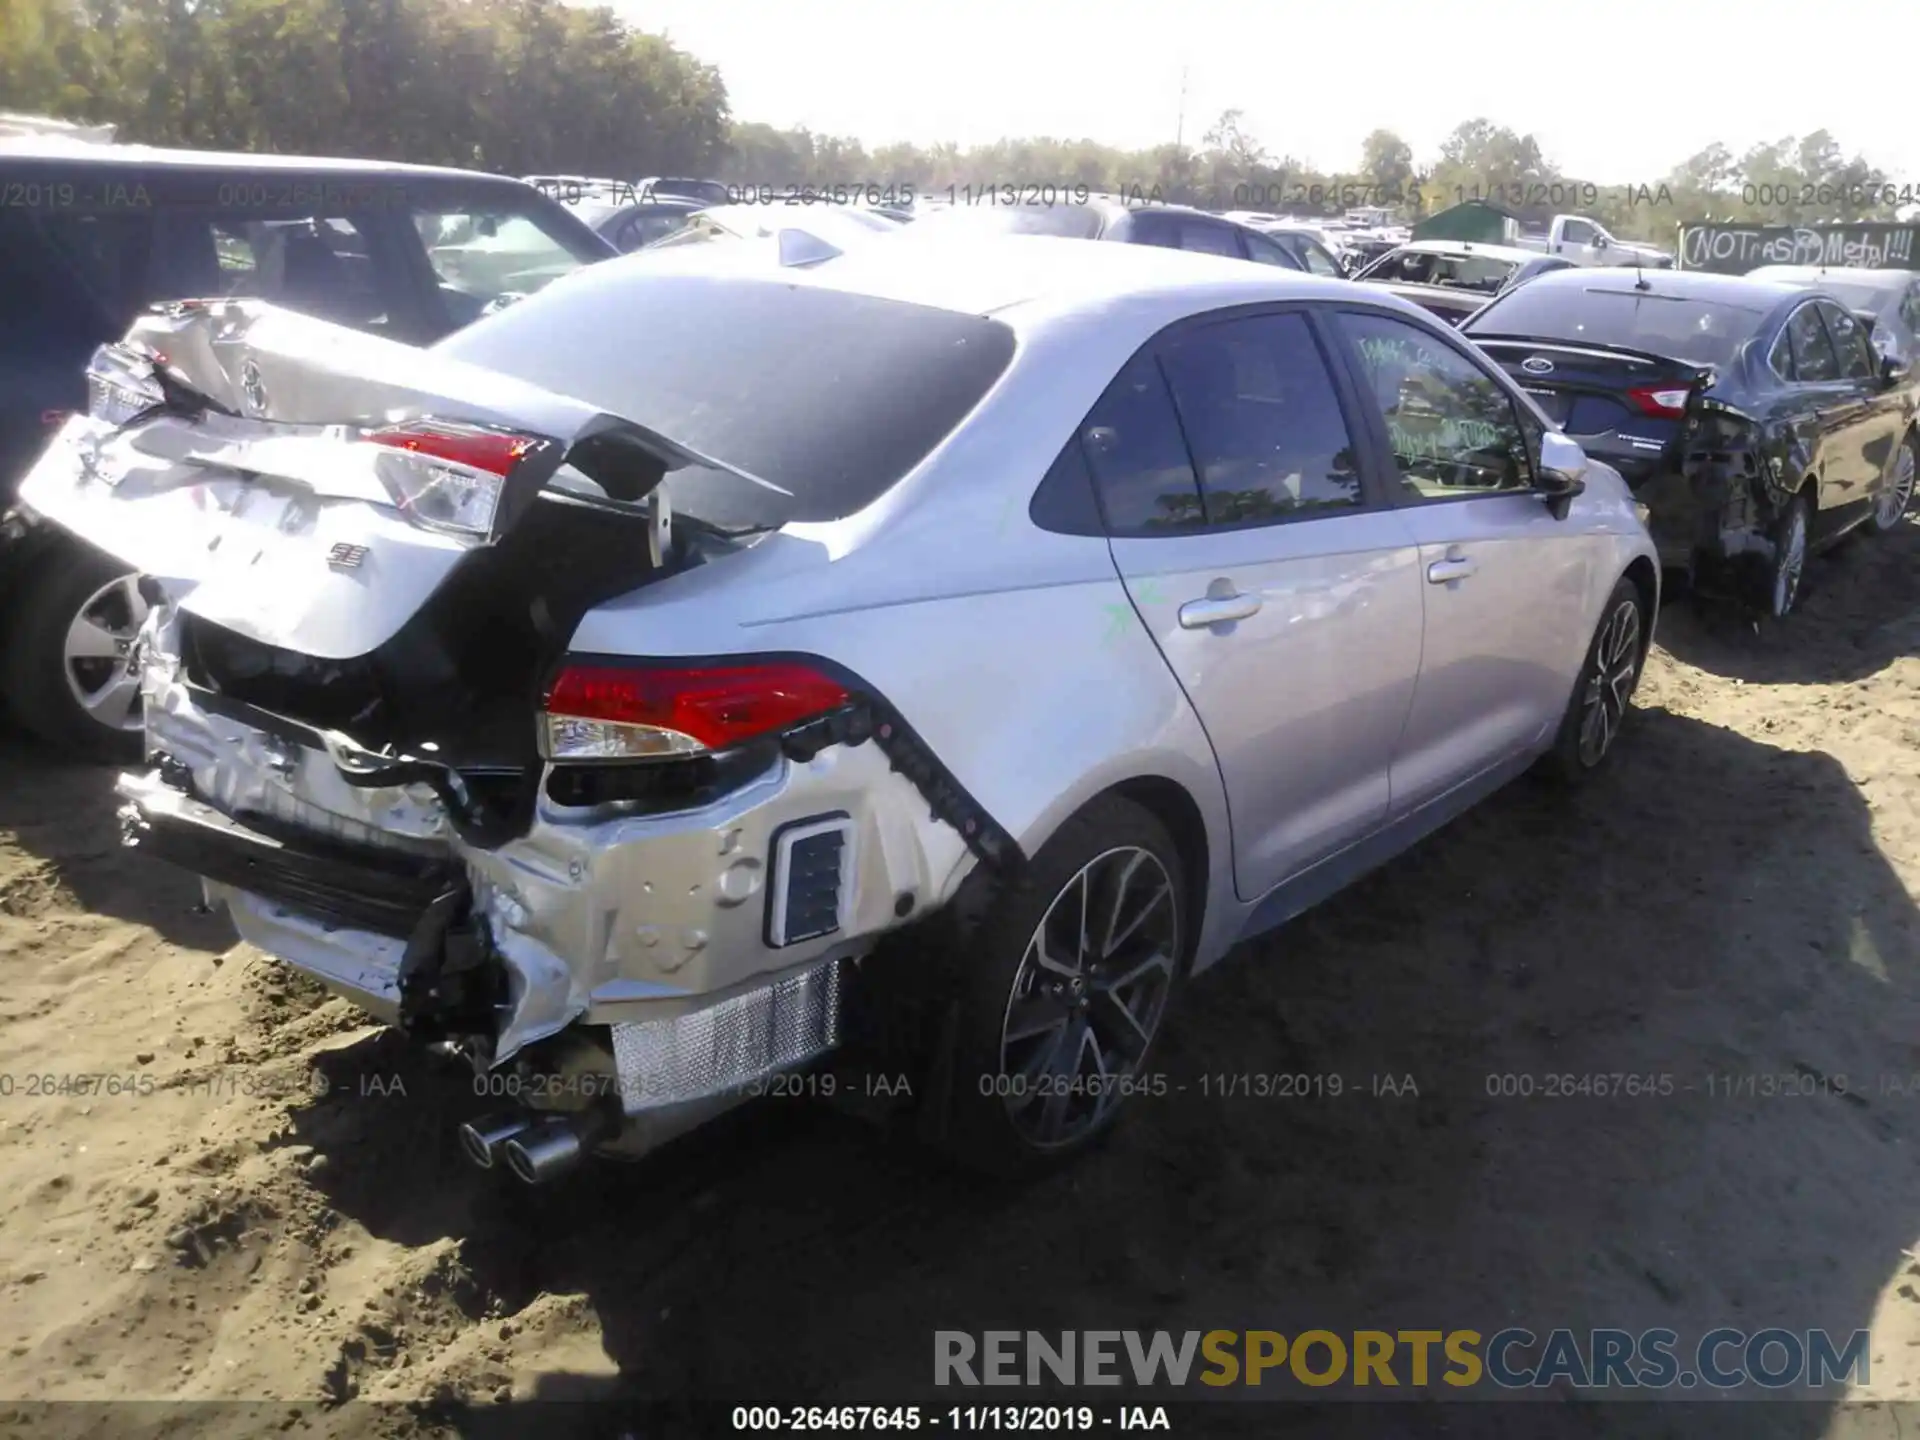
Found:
[730,1405,1170,1431]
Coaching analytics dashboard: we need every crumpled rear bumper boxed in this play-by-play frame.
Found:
[127,610,973,1124]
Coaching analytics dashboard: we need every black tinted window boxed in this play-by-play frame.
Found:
[438,270,1017,529]
[1820,303,1875,380]
[1178,221,1243,258]
[1338,310,1531,499]
[1078,351,1206,533]
[1786,304,1840,383]
[1159,313,1364,523]
[1242,231,1303,269]
[1467,284,1763,368]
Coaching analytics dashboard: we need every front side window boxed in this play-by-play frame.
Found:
[1296,240,1342,277]
[1337,310,1532,500]
[1177,221,1244,258]
[1819,302,1876,380]
[1561,219,1596,245]
[1157,313,1365,523]
[1784,303,1841,383]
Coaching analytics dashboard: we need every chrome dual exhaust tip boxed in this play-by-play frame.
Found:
[458,1113,532,1170]
[500,1108,615,1186]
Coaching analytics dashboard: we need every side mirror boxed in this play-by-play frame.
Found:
[1593,233,1610,250]
[1535,431,1589,520]
[1881,353,1912,389]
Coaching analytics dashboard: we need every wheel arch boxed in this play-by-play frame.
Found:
[1621,555,1659,659]
[1106,774,1212,975]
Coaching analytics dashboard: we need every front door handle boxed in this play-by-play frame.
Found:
[1427,552,1478,584]
[1178,592,1263,628]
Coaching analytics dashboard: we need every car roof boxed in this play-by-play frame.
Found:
[1515,266,1809,308]
[1388,239,1542,263]
[1746,265,1914,292]
[0,135,532,188]
[683,231,1393,322]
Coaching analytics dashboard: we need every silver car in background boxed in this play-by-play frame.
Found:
[21,238,1658,1179]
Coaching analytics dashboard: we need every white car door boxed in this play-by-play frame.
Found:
[1327,306,1597,816]
[1081,309,1426,900]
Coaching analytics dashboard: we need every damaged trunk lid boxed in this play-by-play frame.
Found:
[1467,336,1717,487]
[18,298,775,660]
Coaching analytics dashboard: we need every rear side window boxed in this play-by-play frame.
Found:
[1785,304,1840,383]
[1077,351,1207,534]
[1158,313,1364,523]
[1241,231,1303,270]
[437,271,1018,529]
[1819,303,1876,380]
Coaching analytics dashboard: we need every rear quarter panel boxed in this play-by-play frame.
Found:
[568,308,1245,970]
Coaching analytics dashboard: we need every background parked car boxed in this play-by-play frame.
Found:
[1518,213,1673,268]
[641,201,903,266]
[1354,240,1575,325]
[562,192,704,252]
[1250,223,1349,277]
[1461,268,1917,616]
[900,198,1306,268]
[0,138,615,760]
[631,175,732,207]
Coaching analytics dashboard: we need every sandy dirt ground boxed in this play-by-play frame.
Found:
[2,520,1919,1439]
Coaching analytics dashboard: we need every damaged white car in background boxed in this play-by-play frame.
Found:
[19,239,1658,1182]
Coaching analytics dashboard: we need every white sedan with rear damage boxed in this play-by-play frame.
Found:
[21,237,1658,1180]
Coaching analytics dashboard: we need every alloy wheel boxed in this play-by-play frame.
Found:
[997,846,1179,1150]
[1772,504,1807,618]
[62,573,149,732]
[1577,598,1642,767]
[1876,444,1916,530]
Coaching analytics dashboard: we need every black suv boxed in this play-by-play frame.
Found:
[0,140,616,758]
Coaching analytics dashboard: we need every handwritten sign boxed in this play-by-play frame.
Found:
[1678,224,1920,274]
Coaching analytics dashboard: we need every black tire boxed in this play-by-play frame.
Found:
[0,539,147,763]
[1762,490,1811,619]
[1870,432,1917,535]
[1543,575,1646,784]
[924,795,1187,1176]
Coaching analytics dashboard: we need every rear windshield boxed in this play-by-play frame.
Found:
[1466,284,1766,368]
[906,204,1106,240]
[434,269,1018,529]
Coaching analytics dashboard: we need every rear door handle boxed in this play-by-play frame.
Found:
[1427,554,1478,584]
[1178,592,1263,628]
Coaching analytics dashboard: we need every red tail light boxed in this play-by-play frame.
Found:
[1626,385,1692,419]
[365,421,540,475]
[41,409,73,429]
[542,662,850,761]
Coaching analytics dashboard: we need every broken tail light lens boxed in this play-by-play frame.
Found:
[363,421,544,537]
[1627,385,1692,419]
[541,662,850,762]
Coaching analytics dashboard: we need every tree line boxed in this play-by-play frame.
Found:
[3,0,1907,241]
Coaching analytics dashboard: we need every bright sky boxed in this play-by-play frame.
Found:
[608,0,1920,185]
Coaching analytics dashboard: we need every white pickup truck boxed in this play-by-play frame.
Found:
[1518,214,1673,268]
